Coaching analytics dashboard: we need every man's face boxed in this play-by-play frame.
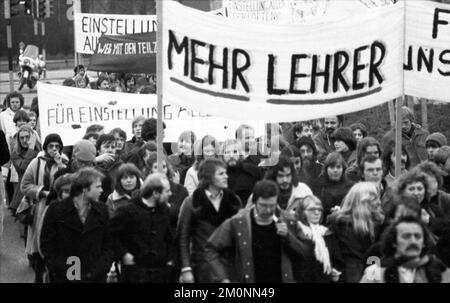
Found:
[291,156,302,173]
[223,143,240,167]
[156,179,172,204]
[126,78,135,89]
[99,141,116,155]
[390,152,407,170]
[363,159,383,183]
[212,166,228,189]
[365,145,380,158]
[299,144,314,161]
[9,97,21,111]
[239,128,256,155]
[324,117,338,134]
[402,118,412,134]
[426,141,440,161]
[114,134,126,151]
[404,182,426,204]
[46,142,61,158]
[85,178,103,202]
[300,125,313,138]
[276,166,292,190]
[133,121,144,139]
[394,222,424,260]
[255,196,277,220]
[151,161,168,176]
[18,130,30,149]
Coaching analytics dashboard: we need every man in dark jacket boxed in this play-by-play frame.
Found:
[110,173,176,283]
[205,180,312,283]
[381,106,429,168]
[40,167,114,283]
[312,115,342,163]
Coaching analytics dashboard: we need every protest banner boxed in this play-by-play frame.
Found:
[161,1,404,123]
[89,32,157,74]
[37,83,264,146]
[404,0,450,102]
[74,13,157,54]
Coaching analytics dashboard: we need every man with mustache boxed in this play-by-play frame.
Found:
[312,116,342,163]
[361,216,450,283]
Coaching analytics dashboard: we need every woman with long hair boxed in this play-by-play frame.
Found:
[294,195,344,282]
[106,163,142,218]
[327,182,384,283]
[313,152,354,220]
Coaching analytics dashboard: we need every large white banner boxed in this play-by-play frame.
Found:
[404,0,450,102]
[74,13,157,54]
[162,1,404,122]
[37,83,264,146]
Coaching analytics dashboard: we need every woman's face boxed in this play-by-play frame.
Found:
[133,121,144,139]
[403,182,426,203]
[303,200,323,225]
[114,134,126,151]
[327,163,343,181]
[28,116,37,129]
[203,144,216,159]
[353,129,364,142]
[151,160,168,175]
[178,138,193,155]
[334,140,349,153]
[120,174,138,192]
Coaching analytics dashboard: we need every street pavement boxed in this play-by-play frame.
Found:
[0,204,34,283]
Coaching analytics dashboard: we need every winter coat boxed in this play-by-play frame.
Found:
[168,153,195,185]
[105,190,132,218]
[109,198,175,282]
[168,181,188,234]
[313,130,335,163]
[205,207,313,283]
[10,147,39,210]
[422,190,450,236]
[313,175,354,219]
[177,188,242,282]
[95,159,123,203]
[227,159,263,204]
[381,123,429,168]
[0,130,9,166]
[40,198,114,282]
[292,226,345,283]
[327,215,379,283]
[21,151,65,256]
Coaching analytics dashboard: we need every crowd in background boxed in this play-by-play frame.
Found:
[1,74,450,283]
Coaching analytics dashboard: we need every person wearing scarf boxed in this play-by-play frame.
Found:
[20,133,66,283]
[361,216,450,283]
[293,195,343,282]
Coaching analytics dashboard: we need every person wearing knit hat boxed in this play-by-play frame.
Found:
[20,133,67,282]
[72,139,96,170]
[426,132,448,161]
[330,127,357,166]
[381,106,429,168]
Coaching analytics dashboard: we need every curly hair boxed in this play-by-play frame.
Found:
[381,216,433,258]
[265,155,300,187]
[394,169,429,201]
[4,91,24,108]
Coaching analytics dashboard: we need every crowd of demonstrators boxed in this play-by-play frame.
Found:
[3,89,450,284]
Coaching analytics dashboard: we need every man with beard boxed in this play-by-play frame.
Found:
[222,139,262,204]
[110,173,176,283]
[247,156,312,218]
[381,106,429,168]
[313,115,342,163]
[40,167,114,282]
[361,216,450,283]
[206,180,312,283]
[295,136,322,189]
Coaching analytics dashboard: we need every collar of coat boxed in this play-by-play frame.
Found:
[192,188,241,226]
[383,255,447,283]
[111,190,131,201]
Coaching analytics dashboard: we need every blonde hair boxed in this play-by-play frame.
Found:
[335,182,380,239]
